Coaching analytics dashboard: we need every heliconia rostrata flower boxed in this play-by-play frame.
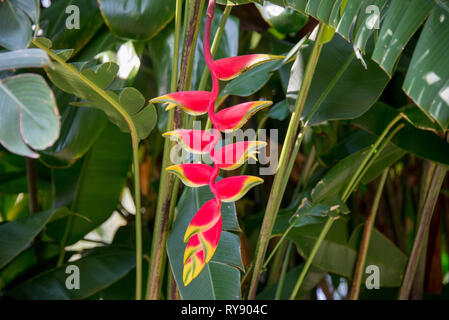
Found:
[151,0,283,286]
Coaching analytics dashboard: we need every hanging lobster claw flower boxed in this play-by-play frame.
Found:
[212,101,272,132]
[212,54,283,80]
[166,164,214,187]
[150,91,212,116]
[183,215,222,285]
[212,141,267,170]
[162,129,220,154]
[216,176,264,202]
[184,199,221,242]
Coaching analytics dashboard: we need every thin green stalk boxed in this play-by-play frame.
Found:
[289,216,335,300]
[398,161,447,299]
[267,241,288,284]
[146,0,204,300]
[349,168,389,300]
[341,114,402,201]
[32,39,144,299]
[289,122,405,299]
[247,24,326,300]
[275,241,293,300]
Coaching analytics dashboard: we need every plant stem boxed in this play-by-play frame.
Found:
[289,216,335,300]
[132,138,143,300]
[275,241,293,300]
[349,168,389,300]
[26,158,39,213]
[146,0,204,300]
[398,161,447,299]
[31,39,144,299]
[247,24,325,300]
[341,114,401,201]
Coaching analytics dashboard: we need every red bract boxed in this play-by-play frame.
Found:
[157,0,277,286]
[212,141,267,170]
[211,101,272,132]
[216,176,264,202]
[162,129,220,154]
[150,91,212,115]
[166,164,213,187]
[213,54,283,80]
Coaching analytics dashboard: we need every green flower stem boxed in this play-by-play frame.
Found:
[247,24,326,300]
[349,167,389,300]
[275,241,293,300]
[31,39,144,300]
[146,0,204,300]
[289,122,405,299]
[398,159,447,299]
[289,215,335,300]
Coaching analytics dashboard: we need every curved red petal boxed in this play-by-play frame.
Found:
[212,101,272,132]
[166,164,214,187]
[216,176,264,202]
[150,91,212,115]
[184,199,221,242]
[162,129,220,154]
[213,54,283,80]
[199,216,222,263]
[212,141,267,170]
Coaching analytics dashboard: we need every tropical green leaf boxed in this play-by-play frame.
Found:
[97,0,175,41]
[0,49,51,71]
[371,0,435,75]
[6,247,136,299]
[40,0,104,54]
[0,208,67,269]
[222,60,283,97]
[0,74,59,158]
[167,185,242,300]
[402,4,449,129]
[0,0,34,50]
[45,123,132,245]
[271,0,449,128]
[39,97,109,168]
[256,1,308,34]
[33,38,157,141]
[274,219,407,287]
[300,34,389,125]
[268,99,290,120]
[352,102,449,167]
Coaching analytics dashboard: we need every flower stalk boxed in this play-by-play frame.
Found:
[349,167,389,300]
